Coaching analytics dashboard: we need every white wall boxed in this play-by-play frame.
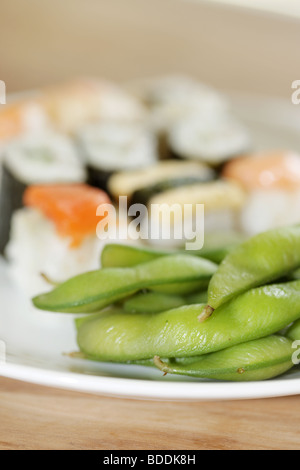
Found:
[1,0,299,98]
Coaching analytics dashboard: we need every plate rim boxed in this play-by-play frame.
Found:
[1,362,300,401]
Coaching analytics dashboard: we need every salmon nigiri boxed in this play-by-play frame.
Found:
[24,184,111,248]
[223,151,300,235]
[223,151,300,191]
[6,184,113,295]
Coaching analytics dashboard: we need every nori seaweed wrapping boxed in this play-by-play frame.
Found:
[87,166,114,193]
[0,165,26,255]
[168,149,228,173]
[77,136,115,193]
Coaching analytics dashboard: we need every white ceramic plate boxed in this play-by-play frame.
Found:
[1,94,300,400]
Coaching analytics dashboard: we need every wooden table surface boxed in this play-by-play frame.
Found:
[0,377,299,450]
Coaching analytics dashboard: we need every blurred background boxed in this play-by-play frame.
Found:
[1,0,300,97]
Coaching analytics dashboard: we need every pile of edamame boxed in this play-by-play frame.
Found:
[33,225,300,382]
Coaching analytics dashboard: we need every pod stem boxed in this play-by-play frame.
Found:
[153,356,170,376]
[40,272,61,287]
[64,351,87,359]
[198,305,215,323]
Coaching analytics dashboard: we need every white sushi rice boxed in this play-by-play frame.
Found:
[169,116,250,165]
[93,81,146,122]
[3,131,87,184]
[143,75,224,105]
[5,208,109,296]
[78,121,158,171]
[6,206,141,297]
[16,100,50,135]
[134,75,228,132]
[240,189,300,236]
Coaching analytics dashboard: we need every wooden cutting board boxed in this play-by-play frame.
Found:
[0,377,299,450]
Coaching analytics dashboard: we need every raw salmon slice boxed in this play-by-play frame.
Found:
[24,184,111,247]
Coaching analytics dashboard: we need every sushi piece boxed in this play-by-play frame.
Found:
[129,75,228,159]
[147,179,246,247]
[40,78,146,134]
[107,160,216,201]
[78,121,158,192]
[0,98,49,197]
[0,99,48,156]
[6,184,111,295]
[169,115,250,166]
[107,161,242,248]
[131,75,228,132]
[0,132,87,254]
[223,150,300,236]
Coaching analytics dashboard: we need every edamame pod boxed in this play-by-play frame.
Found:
[123,291,208,314]
[101,244,163,268]
[149,279,209,295]
[286,319,300,341]
[123,292,188,314]
[101,242,237,269]
[154,336,294,381]
[33,255,217,313]
[76,280,300,361]
[187,291,208,304]
[201,225,300,320]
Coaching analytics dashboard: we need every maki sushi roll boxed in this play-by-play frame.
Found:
[40,78,146,134]
[0,132,87,254]
[6,184,111,295]
[223,150,300,235]
[169,115,250,167]
[108,160,216,203]
[131,75,227,132]
[129,75,228,159]
[78,121,158,192]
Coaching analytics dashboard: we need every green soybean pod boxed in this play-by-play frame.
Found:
[154,336,294,381]
[123,292,188,314]
[201,225,300,320]
[123,291,208,314]
[101,242,237,269]
[187,291,208,304]
[76,280,300,361]
[195,246,234,265]
[101,244,163,268]
[149,279,209,295]
[286,320,300,341]
[33,255,217,313]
